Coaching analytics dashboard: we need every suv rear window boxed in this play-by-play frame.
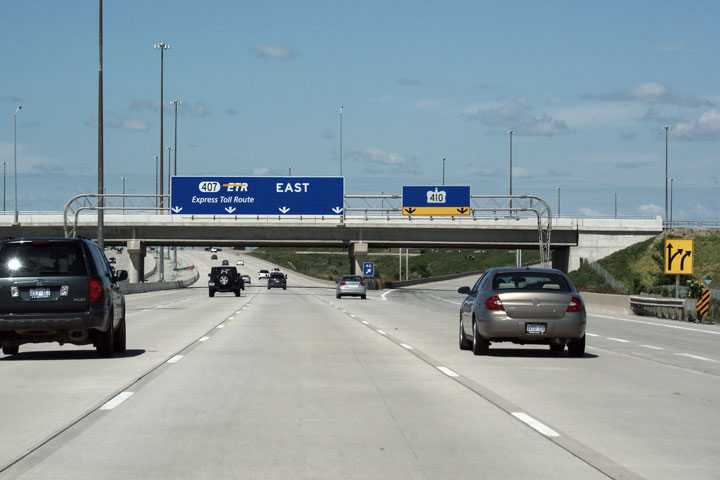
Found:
[211,267,236,276]
[270,272,285,278]
[0,242,87,277]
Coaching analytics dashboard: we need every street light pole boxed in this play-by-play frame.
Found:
[442,158,446,185]
[167,146,173,204]
[171,100,181,177]
[13,105,22,225]
[670,178,674,224]
[339,105,343,176]
[508,129,514,215]
[664,125,670,222]
[154,42,170,210]
[614,192,618,219]
[121,176,126,213]
[154,155,159,210]
[2,162,7,213]
[557,186,560,217]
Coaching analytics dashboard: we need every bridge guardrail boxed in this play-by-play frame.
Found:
[629,296,699,322]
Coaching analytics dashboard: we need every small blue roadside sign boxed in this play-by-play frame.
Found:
[170,176,344,215]
[402,185,471,216]
[363,262,374,276]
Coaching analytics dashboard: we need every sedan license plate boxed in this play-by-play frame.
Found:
[526,323,546,334]
[29,288,51,299]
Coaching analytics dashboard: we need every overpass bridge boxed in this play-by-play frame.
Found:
[0,193,663,282]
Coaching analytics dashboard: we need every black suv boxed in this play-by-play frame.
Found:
[0,237,129,357]
[208,266,243,297]
[267,271,287,290]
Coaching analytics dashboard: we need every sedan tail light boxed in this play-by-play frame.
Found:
[567,296,583,312]
[359,282,365,286]
[88,278,103,303]
[340,282,347,286]
[484,295,505,311]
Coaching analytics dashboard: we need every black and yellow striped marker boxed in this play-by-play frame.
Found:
[696,289,710,318]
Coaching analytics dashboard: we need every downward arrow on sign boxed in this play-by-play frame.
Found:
[279,207,290,214]
[171,206,183,213]
[225,207,236,213]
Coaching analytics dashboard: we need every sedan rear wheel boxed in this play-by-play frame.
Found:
[568,334,586,357]
[459,317,471,350]
[472,319,489,356]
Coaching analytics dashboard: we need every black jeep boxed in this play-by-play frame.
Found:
[208,266,243,297]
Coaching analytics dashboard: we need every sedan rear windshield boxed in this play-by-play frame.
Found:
[0,243,87,277]
[492,272,570,291]
[341,276,363,282]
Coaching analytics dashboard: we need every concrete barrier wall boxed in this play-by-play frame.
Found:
[580,292,633,315]
[120,268,199,295]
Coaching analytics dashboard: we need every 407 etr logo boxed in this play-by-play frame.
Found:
[198,181,248,192]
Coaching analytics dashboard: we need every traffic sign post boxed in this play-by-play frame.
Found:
[363,262,374,276]
[402,185,470,216]
[170,176,344,216]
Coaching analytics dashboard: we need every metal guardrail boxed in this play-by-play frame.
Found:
[630,296,699,322]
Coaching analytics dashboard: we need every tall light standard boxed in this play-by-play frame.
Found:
[13,105,22,225]
[339,105,343,176]
[614,192,618,218]
[557,186,560,217]
[670,178,674,224]
[154,42,170,209]
[121,176,126,213]
[171,100,181,177]
[508,129,514,214]
[442,158,446,185]
[2,162,7,213]
[154,155,159,209]
[664,125,670,222]
[167,146,173,203]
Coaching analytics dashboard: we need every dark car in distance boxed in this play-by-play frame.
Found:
[0,237,129,357]
[208,266,243,297]
[267,271,287,290]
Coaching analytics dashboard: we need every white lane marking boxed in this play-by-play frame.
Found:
[592,314,720,336]
[430,295,463,305]
[400,343,414,350]
[607,337,631,343]
[100,392,134,410]
[676,353,716,362]
[361,321,369,325]
[512,412,560,437]
[381,291,392,301]
[376,330,387,335]
[350,314,356,318]
[216,325,225,329]
[198,336,210,342]
[640,345,663,350]
[167,355,184,363]
[228,316,234,320]
[437,366,459,377]
[586,333,600,337]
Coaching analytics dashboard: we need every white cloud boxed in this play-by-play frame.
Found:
[250,43,299,59]
[578,207,603,216]
[585,82,715,108]
[348,148,418,174]
[462,97,571,136]
[253,168,270,175]
[673,109,720,141]
[638,203,663,215]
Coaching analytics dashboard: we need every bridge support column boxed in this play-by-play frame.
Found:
[552,247,570,273]
[349,242,368,275]
[126,240,146,283]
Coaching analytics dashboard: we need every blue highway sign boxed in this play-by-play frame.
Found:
[402,185,470,216]
[171,176,344,215]
[363,262,374,276]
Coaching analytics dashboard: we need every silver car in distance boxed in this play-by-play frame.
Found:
[458,267,586,356]
[336,275,367,299]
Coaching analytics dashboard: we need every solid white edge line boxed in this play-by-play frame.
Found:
[381,291,392,301]
[437,366,459,377]
[592,314,720,336]
[586,333,600,337]
[198,336,210,342]
[676,353,716,362]
[512,412,560,437]
[167,355,184,363]
[100,392,134,410]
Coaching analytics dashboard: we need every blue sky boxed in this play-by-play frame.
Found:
[2,0,720,220]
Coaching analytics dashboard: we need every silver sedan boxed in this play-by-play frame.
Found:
[336,275,367,299]
[458,267,586,356]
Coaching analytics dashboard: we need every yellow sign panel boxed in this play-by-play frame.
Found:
[664,239,693,275]
[402,206,471,216]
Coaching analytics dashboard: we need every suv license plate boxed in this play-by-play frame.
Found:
[208,282,215,287]
[30,288,51,299]
[526,323,546,334]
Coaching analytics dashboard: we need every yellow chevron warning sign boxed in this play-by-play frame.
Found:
[696,289,710,317]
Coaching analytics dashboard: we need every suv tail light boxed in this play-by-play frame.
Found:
[484,295,505,311]
[88,278,103,303]
[567,296,583,312]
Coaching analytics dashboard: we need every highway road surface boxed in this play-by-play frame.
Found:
[1,249,718,479]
